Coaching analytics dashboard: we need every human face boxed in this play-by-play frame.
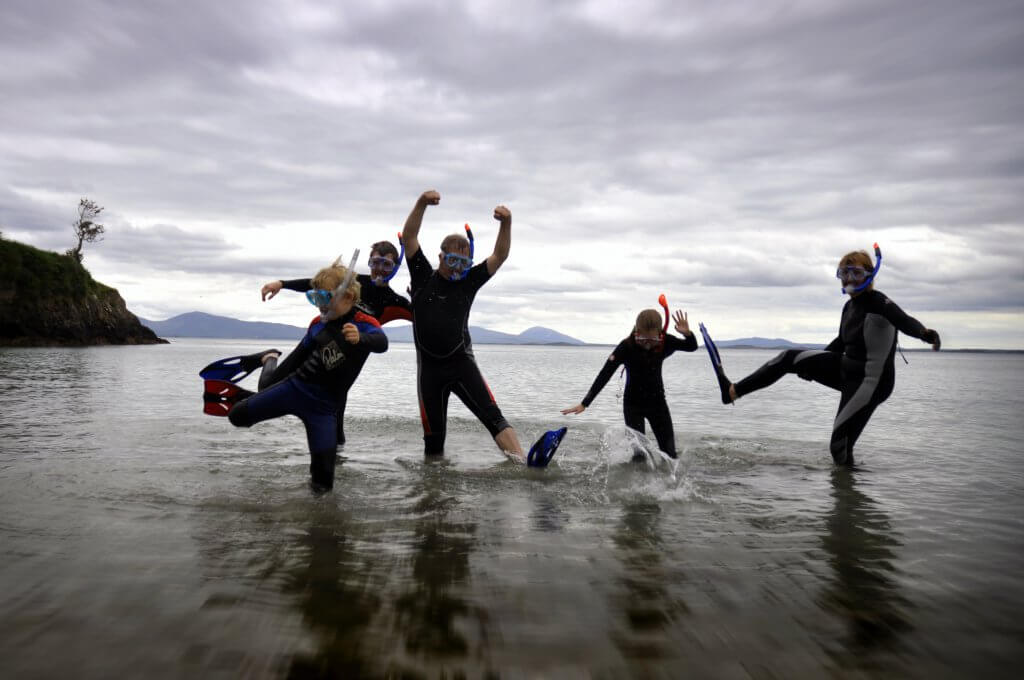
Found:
[327,290,355,318]
[368,251,397,286]
[438,244,472,281]
[836,265,872,286]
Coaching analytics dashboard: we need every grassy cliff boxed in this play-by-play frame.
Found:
[0,236,166,346]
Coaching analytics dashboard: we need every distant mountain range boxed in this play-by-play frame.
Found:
[138,312,587,345]
[137,311,825,349]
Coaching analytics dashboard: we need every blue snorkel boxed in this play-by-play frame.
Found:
[447,223,474,281]
[382,232,405,283]
[841,243,882,295]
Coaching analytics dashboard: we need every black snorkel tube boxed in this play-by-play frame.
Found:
[843,242,882,295]
[383,231,405,283]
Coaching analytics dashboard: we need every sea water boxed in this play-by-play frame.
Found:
[1,340,1022,678]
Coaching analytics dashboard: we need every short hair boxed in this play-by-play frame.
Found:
[838,250,874,271]
[370,240,399,260]
[634,309,662,333]
[440,234,470,254]
[311,264,361,303]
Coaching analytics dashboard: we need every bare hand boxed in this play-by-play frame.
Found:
[342,323,360,344]
[561,403,585,415]
[493,205,511,222]
[420,190,440,206]
[673,309,690,335]
[926,329,941,351]
[261,280,283,301]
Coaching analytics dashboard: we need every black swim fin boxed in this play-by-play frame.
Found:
[199,349,280,383]
[203,379,254,416]
[527,427,568,468]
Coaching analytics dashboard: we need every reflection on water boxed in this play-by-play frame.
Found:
[818,469,912,670]
[609,500,686,661]
[391,464,488,674]
[283,506,386,678]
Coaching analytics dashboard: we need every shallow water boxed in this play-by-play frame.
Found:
[1,340,1022,678]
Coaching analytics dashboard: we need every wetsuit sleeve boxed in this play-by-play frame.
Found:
[378,288,413,324]
[407,248,433,293]
[281,278,313,292]
[465,261,493,294]
[825,336,843,352]
[664,332,698,355]
[353,312,388,353]
[581,341,628,407]
[358,328,388,353]
[877,295,930,341]
[262,332,314,384]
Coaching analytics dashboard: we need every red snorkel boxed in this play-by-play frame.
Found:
[658,294,670,334]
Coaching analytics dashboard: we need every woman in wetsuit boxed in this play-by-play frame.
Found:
[707,248,940,466]
[228,262,388,491]
[562,307,697,459]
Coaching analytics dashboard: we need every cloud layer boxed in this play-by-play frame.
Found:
[2,0,1022,347]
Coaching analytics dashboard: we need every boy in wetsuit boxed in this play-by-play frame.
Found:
[228,262,388,491]
[709,249,941,466]
[401,189,527,461]
[259,241,411,445]
[561,308,697,458]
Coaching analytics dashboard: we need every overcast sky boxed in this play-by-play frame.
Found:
[2,0,1022,348]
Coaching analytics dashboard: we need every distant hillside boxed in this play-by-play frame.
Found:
[139,311,586,345]
[139,312,308,340]
[0,237,165,346]
[715,337,827,350]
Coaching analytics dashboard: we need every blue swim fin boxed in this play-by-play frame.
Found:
[527,426,568,468]
[199,349,279,383]
[699,323,733,405]
[699,323,721,369]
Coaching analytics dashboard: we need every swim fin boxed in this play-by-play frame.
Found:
[199,349,279,383]
[202,379,254,416]
[527,426,568,468]
[699,323,733,405]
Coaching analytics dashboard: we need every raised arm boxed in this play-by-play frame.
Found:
[261,278,313,301]
[401,190,440,261]
[486,205,511,276]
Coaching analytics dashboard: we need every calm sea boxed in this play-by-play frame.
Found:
[1,339,1022,678]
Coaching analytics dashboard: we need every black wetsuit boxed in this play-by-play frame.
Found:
[406,248,510,455]
[281,274,411,445]
[227,310,387,490]
[581,333,698,458]
[733,289,935,465]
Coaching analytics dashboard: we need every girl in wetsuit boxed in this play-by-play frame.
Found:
[707,248,940,466]
[227,262,388,491]
[562,307,697,459]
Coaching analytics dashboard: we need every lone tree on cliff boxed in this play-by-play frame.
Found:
[67,198,105,263]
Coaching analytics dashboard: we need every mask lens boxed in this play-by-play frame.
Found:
[444,253,471,270]
[306,289,333,307]
[634,333,661,347]
[836,266,869,282]
[368,256,396,273]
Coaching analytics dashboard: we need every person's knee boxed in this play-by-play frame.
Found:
[228,400,253,428]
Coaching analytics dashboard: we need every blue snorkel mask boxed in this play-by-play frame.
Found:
[838,243,882,295]
[443,223,474,281]
[370,233,405,286]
